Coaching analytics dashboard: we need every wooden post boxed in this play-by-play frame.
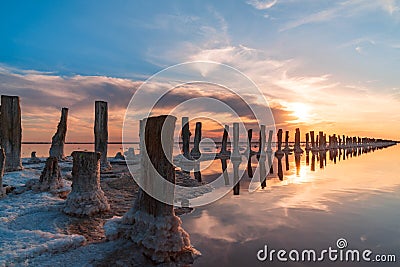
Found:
[310,131,315,149]
[232,158,240,195]
[246,128,253,157]
[116,115,198,263]
[232,123,241,159]
[63,151,110,216]
[259,155,267,189]
[283,130,290,152]
[190,122,202,159]
[219,125,229,157]
[267,130,273,153]
[0,95,22,171]
[319,131,324,150]
[277,153,284,181]
[94,101,111,170]
[181,117,191,159]
[221,158,229,185]
[49,107,68,160]
[0,149,5,197]
[305,133,310,150]
[38,156,64,192]
[276,129,284,156]
[258,125,266,157]
[294,128,303,153]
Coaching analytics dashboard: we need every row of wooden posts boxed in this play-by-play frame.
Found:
[180,117,397,160]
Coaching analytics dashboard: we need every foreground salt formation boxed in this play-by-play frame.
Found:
[49,108,68,160]
[63,151,110,216]
[1,95,23,171]
[106,115,199,265]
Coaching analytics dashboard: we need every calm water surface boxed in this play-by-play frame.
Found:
[181,145,400,267]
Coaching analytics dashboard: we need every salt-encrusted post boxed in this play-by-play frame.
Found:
[38,156,65,192]
[232,123,241,159]
[49,107,68,160]
[63,151,110,216]
[109,115,198,264]
[294,128,303,153]
[0,95,22,171]
[190,122,202,159]
[94,101,111,170]
[219,125,230,157]
[267,130,273,153]
[181,117,191,159]
[0,149,5,197]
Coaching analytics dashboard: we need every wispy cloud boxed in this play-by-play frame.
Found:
[280,0,400,32]
[247,0,278,10]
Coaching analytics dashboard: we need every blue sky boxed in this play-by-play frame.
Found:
[0,0,399,141]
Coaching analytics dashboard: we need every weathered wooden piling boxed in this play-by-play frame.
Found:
[49,107,68,160]
[305,133,310,150]
[283,130,291,152]
[190,122,202,159]
[319,131,324,150]
[219,125,230,157]
[0,149,5,197]
[63,151,110,217]
[310,131,315,149]
[231,123,241,159]
[276,153,284,181]
[181,117,191,159]
[0,95,22,171]
[294,128,303,153]
[259,155,267,189]
[94,101,111,170]
[258,125,266,157]
[267,130,273,153]
[28,151,41,164]
[38,156,65,192]
[245,129,253,157]
[232,158,241,195]
[276,129,284,156]
[109,115,198,264]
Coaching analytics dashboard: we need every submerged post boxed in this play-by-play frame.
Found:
[181,117,191,159]
[190,122,202,159]
[276,129,284,156]
[246,128,253,157]
[305,133,310,150]
[94,101,111,170]
[63,151,110,216]
[0,149,5,197]
[49,107,68,160]
[0,95,22,171]
[107,115,198,264]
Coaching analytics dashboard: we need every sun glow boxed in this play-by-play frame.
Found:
[288,103,311,122]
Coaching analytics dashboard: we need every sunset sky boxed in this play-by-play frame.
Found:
[1,0,399,142]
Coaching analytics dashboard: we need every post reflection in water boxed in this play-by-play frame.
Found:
[285,152,290,171]
[295,153,301,176]
[247,154,253,179]
[267,151,273,174]
[220,158,229,186]
[232,158,241,195]
[311,152,316,172]
[276,153,284,181]
[306,150,310,166]
[194,161,201,183]
[258,155,267,189]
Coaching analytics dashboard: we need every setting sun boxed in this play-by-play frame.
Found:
[288,103,311,122]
